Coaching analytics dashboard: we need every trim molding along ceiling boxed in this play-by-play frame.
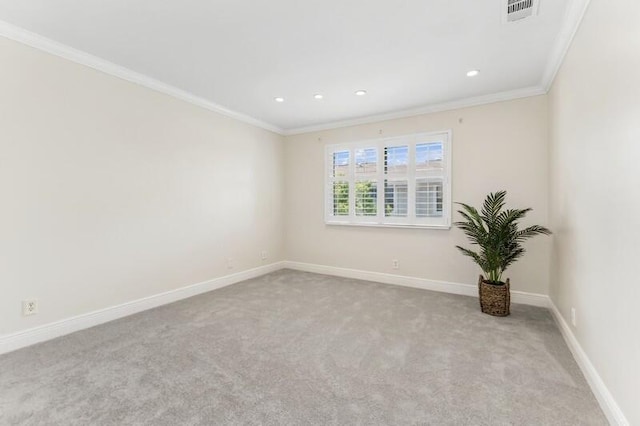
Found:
[0,20,284,135]
[0,0,591,135]
[540,0,592,91]
[0,260,628,425]
[283,86,546,135]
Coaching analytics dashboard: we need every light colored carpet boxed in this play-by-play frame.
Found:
[0,269,606,425]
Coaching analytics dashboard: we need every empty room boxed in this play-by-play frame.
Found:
[0,0,637,424]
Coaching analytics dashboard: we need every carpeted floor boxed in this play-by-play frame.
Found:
[0,269,607,425]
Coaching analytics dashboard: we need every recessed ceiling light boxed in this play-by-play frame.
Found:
[355,90,367,96]
[466,70,480,77]
[314,94,324,100]
[274,97,285,102]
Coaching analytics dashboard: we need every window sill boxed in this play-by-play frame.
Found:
[325,221,451,230]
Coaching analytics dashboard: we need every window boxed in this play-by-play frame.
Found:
[325,131,451,228]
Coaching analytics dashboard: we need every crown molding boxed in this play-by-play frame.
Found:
[283,86,546,135]
[0,20,285,135]
[1,0,589,138]
[540,0,592,91]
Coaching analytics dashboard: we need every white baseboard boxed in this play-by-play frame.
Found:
[287,261,628,424]
[282,261,550,308]
[0,260,628,425]
[548,300,629,426]
[0,260,556,354]
[0,261,547,356]
[0,262,285,355]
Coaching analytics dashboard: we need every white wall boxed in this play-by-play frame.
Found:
[1,5,635,421]
[548,0,640,423]
[285,96,551,294]
[0,36,285,336]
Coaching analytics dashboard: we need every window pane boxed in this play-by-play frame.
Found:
[355,180,377,216]
[416,142,443,171]
[333,181,349,216]
[332,151,349,178]
[416,179,443,217]
[326,132,449,227]
[355,148,377,175]
[384,180,408,217]
[384,146,408,175]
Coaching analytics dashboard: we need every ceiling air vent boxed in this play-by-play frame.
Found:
[503,0,539,23]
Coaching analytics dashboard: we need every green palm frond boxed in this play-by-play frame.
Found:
[515,225,552,241]
[481,190,506,224]
[455,246,482,263]
[495,208,530,228]
[454,203,488,246]
[454,191,551,284]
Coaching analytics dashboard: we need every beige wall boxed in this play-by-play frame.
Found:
[285,96,551,294]
[548,0,640,423]
[0,37,285,336]
[1,4,635,420]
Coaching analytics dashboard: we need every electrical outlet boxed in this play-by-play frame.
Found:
[22,300,38,316]
[392,259,399,270]
[571,307,577,327]
[261,250,268,260]
[226,258,234,270]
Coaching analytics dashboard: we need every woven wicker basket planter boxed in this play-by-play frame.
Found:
[478,275,510,317]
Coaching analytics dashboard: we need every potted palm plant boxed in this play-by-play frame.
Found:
[454,191,551,316]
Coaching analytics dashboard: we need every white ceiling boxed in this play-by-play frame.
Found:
[0,0,576,133]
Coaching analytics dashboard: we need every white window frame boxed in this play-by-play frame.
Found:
[324,130,452,229]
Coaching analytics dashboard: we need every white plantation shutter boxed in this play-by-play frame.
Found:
[416,179,443,217]
[325,131,451,229]
[384,180,408,217]
[354,148,378,217]
[328,151,350,217]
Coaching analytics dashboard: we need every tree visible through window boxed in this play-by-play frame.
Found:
[355,181,377,216]
[332,182,349,216]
